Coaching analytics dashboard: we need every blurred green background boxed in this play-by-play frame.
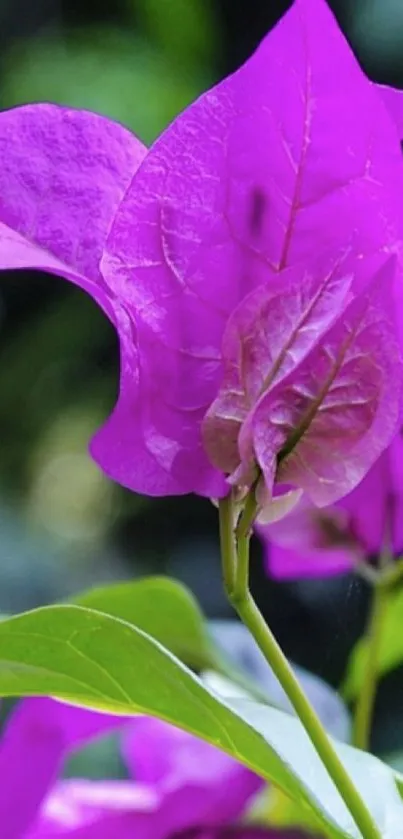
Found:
[1,0,403,763]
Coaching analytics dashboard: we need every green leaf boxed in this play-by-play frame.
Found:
[0,604,402,838]
[73,576,216,671]
[210,619,351,742]
[262,785,324,834]
[394,769,403,799]
[73,584,351,741]
[342,588,403,700]
[229,696,403,839]
[380,753,403,799]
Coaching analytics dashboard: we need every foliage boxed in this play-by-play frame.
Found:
[0,591,402,838]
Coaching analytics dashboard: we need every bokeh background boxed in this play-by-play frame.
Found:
[1,0,403,763]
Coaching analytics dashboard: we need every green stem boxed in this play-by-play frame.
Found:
[233,492,257,601]
[352,582,388,751]
[236,490,259,542]
[219,493,236,594]
[218,494,381,839]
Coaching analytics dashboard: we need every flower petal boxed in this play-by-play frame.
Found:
[122,718,262,834]
[0,102,222,497]
[0,699,127,839]
[241,257,402,506]
[260,430,403,578]
[27,780,157,839]
[90,306,226,496]
[376,83,403,140]
[0,104,146,321]
[338,431,403,555]
[223,831,308,838]
[268,540,352,581]
[258,474,357,581]
[202,252,353,475]
[260,498,355,579]
[103,0,403,318]
[99,0,403,497]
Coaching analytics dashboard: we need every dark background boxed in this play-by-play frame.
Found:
[1,0,403,760]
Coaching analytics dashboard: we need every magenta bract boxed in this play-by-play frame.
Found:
[0,0,403,505]
[0,698,267,839]
[260,432,403,579]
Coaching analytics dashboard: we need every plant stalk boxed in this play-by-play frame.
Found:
[219,493,381,839]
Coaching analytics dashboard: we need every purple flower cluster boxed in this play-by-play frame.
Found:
[0,698,304,839]
[0,0,403,519]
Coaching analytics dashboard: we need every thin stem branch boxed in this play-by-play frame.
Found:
[352,582,388,751]
[219,492,237,594]
[218,494,381,839]
[236,490,259,542]
[232,496,254,601]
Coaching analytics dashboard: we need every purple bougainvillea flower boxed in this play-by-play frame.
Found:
[0,697,283,839]
[259,431,403,579]
[1,0,403,507]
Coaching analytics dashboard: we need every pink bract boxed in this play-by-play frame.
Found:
[260,432,403,579]
[0,698,265,839]
[0,0,403,504]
